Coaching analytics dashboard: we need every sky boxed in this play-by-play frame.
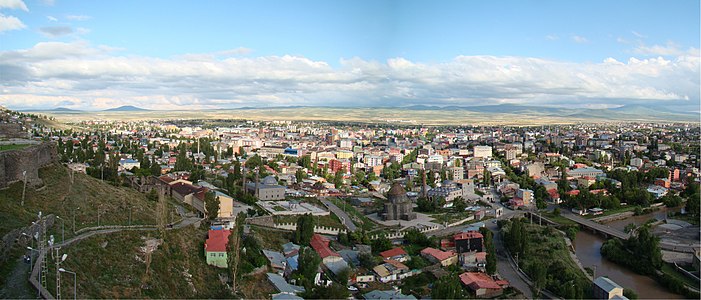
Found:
[0,0,699,111]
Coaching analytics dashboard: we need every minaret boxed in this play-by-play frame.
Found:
[254,167,260,199]
[422,168,427,198]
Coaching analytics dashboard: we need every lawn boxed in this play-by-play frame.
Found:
[0,144,31,152]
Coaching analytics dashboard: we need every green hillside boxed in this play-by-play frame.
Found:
[0,164,160,291]
[43,226,234,299]
[0,164,159,239]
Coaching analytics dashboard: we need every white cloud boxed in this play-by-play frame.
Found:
[46,15,57,21]
[631,30,647,39]
[0,41,698,110]
[0,13,25,32]
[633,41,700,58]
[545,34,558,41]
[0,0,28,11]
[39,26,73,37]
[65,14,91,21]
[571,35,588,43]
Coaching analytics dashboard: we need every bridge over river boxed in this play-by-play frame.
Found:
[562,211,631,239]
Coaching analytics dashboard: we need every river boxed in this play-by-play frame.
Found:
[573,209,683,299]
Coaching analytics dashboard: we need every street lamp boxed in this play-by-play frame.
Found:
[58,268,77,300]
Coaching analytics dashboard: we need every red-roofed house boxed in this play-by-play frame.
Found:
[566,190,580,196]
[508,197,524,209]
[379,247,410,262]
[420,247,458,266]
[204,229,231,268]
[459,272,503,298]
[310,234,341,264]
[589,189,609,196]
[546,188,561,204]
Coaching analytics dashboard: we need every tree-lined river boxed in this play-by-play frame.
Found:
[573,210,683,299]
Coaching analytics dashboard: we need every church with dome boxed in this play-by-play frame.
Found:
[382,182,416,221]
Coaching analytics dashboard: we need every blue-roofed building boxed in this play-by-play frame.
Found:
[284,254,299,278]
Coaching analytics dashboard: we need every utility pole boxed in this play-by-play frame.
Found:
[21,170,27,206]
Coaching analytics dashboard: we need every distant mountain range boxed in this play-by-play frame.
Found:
[103,105,149,111]
[19,103,696,122]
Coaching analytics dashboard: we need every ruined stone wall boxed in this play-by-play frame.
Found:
[0,123,28,139]
[0,142,58,189]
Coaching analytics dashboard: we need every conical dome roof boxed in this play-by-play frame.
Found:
[387,182,405,196]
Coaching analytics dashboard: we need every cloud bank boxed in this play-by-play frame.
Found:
[0,41,698,110]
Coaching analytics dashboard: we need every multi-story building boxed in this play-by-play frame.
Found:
[473,146,492,159]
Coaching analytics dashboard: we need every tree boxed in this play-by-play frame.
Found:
[479,227,497,275]
[530,262,547,297]
[404,228,433,247]
[150,157,161,175]
[174,150,193,171]
[371,235,392,254]
[453,196,467,212]
[686,193,700,219]
[295,214,316,246]
[358,252,378,269]
[227,212,246,292]
[431,272,464,299]
[294,247,321,288]
[334,169,344,188]
[295,169,306,184]
[205,191,220,221]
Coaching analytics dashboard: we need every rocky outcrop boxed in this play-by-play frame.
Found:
[0,142,58,189]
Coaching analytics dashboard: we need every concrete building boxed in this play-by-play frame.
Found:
[568,167,604,179]
[592,277,627,300]
[473,146,492,159]
[516,189,533,206]
[454,232,483,253]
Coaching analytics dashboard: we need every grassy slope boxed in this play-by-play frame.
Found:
[0,164,158,238]
[44,226,233,299]
[0,164,159,288]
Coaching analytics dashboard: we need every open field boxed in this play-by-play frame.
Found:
[34,106,698,126]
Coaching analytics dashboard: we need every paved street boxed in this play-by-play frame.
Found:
[320,198,357,232]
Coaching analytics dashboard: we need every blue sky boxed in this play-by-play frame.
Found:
[0,0,699,110]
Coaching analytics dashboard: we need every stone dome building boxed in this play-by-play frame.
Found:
[383,182,417,221]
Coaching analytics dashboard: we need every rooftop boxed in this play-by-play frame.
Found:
[204,229,231,252]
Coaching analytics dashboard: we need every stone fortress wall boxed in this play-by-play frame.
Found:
[0,142,58,189]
